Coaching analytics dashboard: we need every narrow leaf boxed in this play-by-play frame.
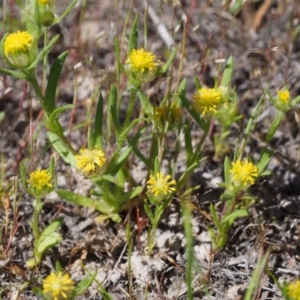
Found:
[109,86,121,136]
[160,47,177,74]
[128,15,138,55]
[220,56,234,87]
[94,92,104,148]
[45,51,69,113]
[27,34,60,71]
[224,156,232,184]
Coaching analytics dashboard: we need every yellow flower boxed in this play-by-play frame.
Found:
[147,173,176,199]
[154,103,182,123]
[193,87,222,117]
[277,90,290,104]
[42,272,75,300]
[230,159,259,187]
[27,169,53,191]
[3,31,33,68]
[126,49,159,73]
[75,147,106,174]
[287,280,300,300]
[39,0,49,3]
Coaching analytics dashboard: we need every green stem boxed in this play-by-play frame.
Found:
[32,197,43,240]
[26,72,51,117]
[42,28,48,95]
[123,89,137,130]
[182,199,193,300]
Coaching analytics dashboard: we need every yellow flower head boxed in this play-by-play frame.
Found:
[126,49,159,74]
[154,103,182,124]
[3,31,33,68]
[75,147,106,174]
[27,169,53,191]
[39,0,49,4]
[192,87,222,117]
[277,90,290,104]
[230,159,259,187]
[147,173,176,199]
[287,280,300,300]
[42,272,75,300]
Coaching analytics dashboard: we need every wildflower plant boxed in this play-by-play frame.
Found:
[266,88,300,141]
[20,158,63,268]
[1,1,298,298]
[144,158,177,254]
[33,267,96,300]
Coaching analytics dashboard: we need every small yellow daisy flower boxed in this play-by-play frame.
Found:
[4,31,33,57]
[230,159,258,187]
[287,280,300,300]
[27,169,53,191]
[75,147,106,174]
[277,90,290,104]
[126,49,159,73]
[42,272,75,300]
[3,31,34,68]
[147,173,176,199]
[193,87,222,117]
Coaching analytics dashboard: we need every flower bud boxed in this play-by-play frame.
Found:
[38,0,55,27]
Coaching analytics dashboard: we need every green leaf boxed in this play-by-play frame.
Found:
[144,201,155,223]
[224,156,232,184]
[220,56,234,87]
[210,203,221,231]
[47,132,76,167]
[257,148,272,174]
[45,51,69,113]
[154,156,160,174]
[72,272,96,298]
[36,217,64,255]
[184,122,193,166]
[27,34,60,71]
[94,92,104,148]
[106,138,138,176]
[37,232,62,255]
[160,47,177,74]
[128,186,143,200]
[266,111,284,142]
[48,105,74,142]
[116,118,145,150]
[193,76,201,90]
[291,95,300,107]
[222,209,248,227]
[220,191,236,202]
[178,79,209,132]
[57,190,113,214]
[128,15,138,55]
[109,86,121,136]
[138,90,153,116]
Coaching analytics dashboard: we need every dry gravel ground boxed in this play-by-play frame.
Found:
[1,0,300,299]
